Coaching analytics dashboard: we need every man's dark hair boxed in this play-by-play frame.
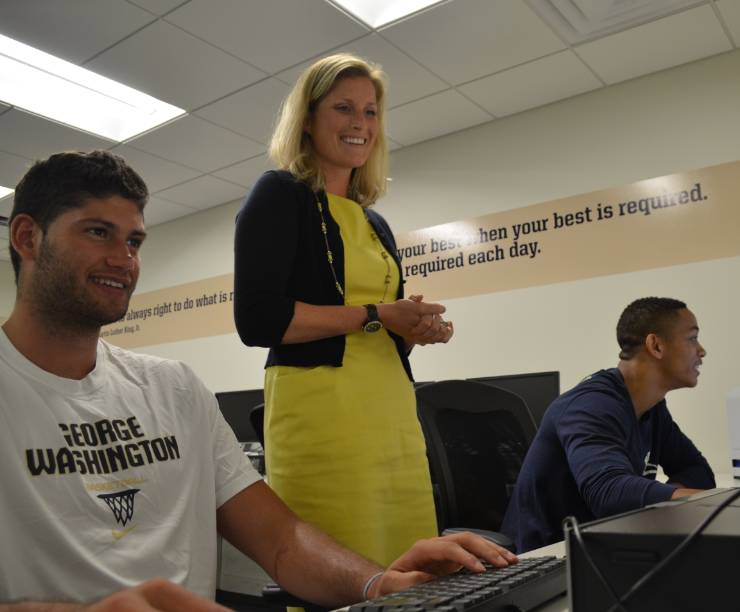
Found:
[9,150,148,283]
[616,297,688,360]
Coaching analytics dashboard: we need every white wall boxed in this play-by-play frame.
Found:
[1,49,738,473]
[0,261,14,323]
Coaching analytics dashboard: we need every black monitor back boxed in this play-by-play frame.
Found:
[468,371,559,427]
[565,488,740,612]
[215,389,264,442]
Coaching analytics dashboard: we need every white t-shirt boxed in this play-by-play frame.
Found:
[0,330,261,603]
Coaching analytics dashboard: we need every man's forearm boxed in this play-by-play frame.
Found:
[0,603,80,612]
[3,579,232,612]
[272,520,381,607]
[218,483,383,608]
[666,464,715,490]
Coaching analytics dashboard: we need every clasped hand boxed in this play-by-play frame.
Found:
[377,296,454,346]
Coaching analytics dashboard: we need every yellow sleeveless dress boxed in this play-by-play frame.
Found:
[264,193,437,566]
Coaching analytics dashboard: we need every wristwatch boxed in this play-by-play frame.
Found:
[362,304,383,333]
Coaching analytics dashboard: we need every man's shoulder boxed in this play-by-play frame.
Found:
[569,369,624,398]
[549,369,628,419]
[100,341,198,389]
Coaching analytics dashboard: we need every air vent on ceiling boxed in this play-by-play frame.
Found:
[528,0,705,44]
[0,215,8,227]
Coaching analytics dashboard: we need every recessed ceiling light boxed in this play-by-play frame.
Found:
[332,0,445,28]
[0,33,185,142]
[0,186,13,199]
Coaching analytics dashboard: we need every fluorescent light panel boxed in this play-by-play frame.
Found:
[0,33,185,142]
[0,186,13,199]
[333,0,445,27]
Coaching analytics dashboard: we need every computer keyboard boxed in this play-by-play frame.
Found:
[348,556,566,612]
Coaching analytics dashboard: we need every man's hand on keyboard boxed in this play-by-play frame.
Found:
[370,531,518,599]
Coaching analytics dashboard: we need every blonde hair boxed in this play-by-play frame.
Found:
[269,53,389,206]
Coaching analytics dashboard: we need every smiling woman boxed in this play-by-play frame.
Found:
[233,54,455,569]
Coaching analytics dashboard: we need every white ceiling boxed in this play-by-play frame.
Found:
[0,0,738,261]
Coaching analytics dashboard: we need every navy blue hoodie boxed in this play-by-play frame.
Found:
[502,368,715,552]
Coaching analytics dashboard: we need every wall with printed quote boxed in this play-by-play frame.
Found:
[2,49,739,473]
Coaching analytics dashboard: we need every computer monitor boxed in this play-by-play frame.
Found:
[467,371,560,427]
[215,389,264,442]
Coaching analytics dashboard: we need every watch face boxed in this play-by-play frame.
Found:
[363,321,383,333]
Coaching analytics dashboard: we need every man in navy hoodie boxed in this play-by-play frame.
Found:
[502,297,715,552]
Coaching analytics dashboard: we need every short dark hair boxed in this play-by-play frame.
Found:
[9,150,148,283]
[616,297,688,360]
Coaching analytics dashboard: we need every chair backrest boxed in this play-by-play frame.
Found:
[416,380,537,533]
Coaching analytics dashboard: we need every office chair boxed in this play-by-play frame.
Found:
[415,380,537,549]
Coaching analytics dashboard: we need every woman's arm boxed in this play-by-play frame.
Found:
[234,174,450,347]
[282,299,447,344]
[234,172,301,347]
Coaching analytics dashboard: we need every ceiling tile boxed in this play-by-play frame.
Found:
[387,90,492,146]
[126,0,187,17]
[195,78,290,144]
[576,5,733,85]
[381,0,565,85]
[0,109,113,161]
[109,144,201,192]
[143,196,197,227]
[212,154,273,189]
[86,20,266,110]
[0,0,154,64]
[165,0,369,74]
[459,51,602,118]
[276,33,449,108]
[0,150,32,189]
[716,0,740,46]
[155,175,245,210]
[127,115,265,173]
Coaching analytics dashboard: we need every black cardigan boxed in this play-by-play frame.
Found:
[234,170,413,381]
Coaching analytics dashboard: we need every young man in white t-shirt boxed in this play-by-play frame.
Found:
[0,151,517,612]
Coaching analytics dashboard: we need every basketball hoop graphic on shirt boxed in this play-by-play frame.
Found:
[97,488,140,527]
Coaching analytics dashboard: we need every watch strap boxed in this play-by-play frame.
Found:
[362,304,383,333]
